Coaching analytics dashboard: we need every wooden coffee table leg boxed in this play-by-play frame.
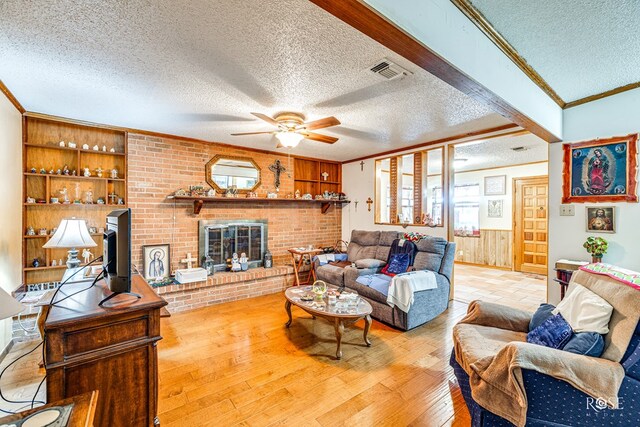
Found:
[285,300,292,328]
[334,318,344,360]
[363,314,372,347]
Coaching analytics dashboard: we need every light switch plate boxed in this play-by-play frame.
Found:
[559,204,575,216]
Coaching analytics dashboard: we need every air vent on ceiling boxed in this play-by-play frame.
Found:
[511,146,528,152]
[368,58,412,80]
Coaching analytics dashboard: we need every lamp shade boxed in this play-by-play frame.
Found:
[275,131,304,148]
[43,218,97,249]
[0,287,24,320]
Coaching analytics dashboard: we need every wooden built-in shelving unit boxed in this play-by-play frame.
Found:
[22,115,128,285]
[293,158,342,195]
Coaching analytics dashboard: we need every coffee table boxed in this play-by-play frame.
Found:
[284,285,373,359]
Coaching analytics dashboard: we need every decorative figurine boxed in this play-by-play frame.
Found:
[48,169,54,174]
[83,167,91,177]
[71,169,77,176]
[295,189,301,199]
[240,253,249,271]
[50,227,57,235]
[60,187,70,204]
[74,183,81,204]
[98,227,105,234]
[82,143,89,150]
[267,192,278,199]
[62,164,70,175]
[102,145,107,152]
[95,167,103,178]
[39,168,46,174]
[32,258,39,268]
[56,169,61,175]
[110,168,118,179]
[230,253,241,272]
[85,189,94,204]
[68,142,77,148]
[58,258,63,266]
[97,197,105,205]
[88,226,97,234]
[92,145,99,151]
[26,197,35,204]
[59,141,65,147]
[203,255,215,276]
[206,188,215,197]
[82,248,93,264]
[117,197,124,205]
[263,249,273,268]
[38,228,47,236]
[26,226,35,236]
[51,260,57,267]
[30,167,36,173]
[50,197,59,204]
[174,188,188,197]
[109,148,115,153]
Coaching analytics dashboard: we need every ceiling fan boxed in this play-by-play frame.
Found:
[231,112,340,148]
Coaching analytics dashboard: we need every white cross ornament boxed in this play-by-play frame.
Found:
[321,171,329,181]
[181,252,197,269]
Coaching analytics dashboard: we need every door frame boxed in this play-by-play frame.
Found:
[513,175,549,275]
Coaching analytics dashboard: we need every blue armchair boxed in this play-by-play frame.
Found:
[451,319,640,426]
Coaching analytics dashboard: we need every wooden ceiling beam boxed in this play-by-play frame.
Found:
[0,80,25,113]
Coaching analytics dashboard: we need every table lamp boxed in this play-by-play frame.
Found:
[0,287,24,321]
[43,218,97,268]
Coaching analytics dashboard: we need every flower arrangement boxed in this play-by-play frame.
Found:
[583,236,608,262]
[403,232,428,242]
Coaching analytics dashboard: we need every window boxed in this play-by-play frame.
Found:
[454,184,480,237]
[375,147,443,226]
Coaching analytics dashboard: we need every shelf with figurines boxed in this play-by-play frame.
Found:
[25,165,124,181]
[25,141,125,155]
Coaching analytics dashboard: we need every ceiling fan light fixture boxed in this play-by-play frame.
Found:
[275,131,304,148]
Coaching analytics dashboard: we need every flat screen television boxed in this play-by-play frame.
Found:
[103,208,132,294]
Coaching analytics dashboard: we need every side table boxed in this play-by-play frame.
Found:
[288,248,323,286]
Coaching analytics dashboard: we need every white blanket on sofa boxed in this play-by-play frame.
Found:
[387,270,437,313]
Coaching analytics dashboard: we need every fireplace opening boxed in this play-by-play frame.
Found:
[199,220,267,271]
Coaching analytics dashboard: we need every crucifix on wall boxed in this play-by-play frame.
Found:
[269,159,287,192]
[360,161,365,172]
[366,197,373,212]
[181,252,197,269]
[321,171,329,181]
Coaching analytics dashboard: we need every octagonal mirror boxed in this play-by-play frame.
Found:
[205,155,261,193]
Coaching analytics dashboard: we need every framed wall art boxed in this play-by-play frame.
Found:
[142,244,171,281]
[585,206,615,233]
[562,134,638,203]
[484,175,506,195]
[487,199,503,218]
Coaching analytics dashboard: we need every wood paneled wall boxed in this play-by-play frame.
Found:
[454,229,513,269]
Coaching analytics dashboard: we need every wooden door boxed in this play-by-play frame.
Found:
[514,176,548,275]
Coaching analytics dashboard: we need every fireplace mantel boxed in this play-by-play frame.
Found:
[167,195,350,214]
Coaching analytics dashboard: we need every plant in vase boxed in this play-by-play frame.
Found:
[583,236,608,263]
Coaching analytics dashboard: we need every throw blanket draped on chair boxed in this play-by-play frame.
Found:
[453,300,625,427]
[387,270,437,313]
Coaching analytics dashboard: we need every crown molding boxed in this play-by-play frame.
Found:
[564,81,640,109]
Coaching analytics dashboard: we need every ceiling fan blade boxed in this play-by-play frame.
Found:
[230,131,274,136]
[300,116,341,131]
[302,132,339,144]
[250,112,280,127]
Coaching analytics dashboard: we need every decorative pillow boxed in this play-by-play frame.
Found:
[527,313,573,349]
[553,284,614,334]
[355,259,386,269]
[563,332,605,357]
[382,253,410,277]
[529,303,556,331]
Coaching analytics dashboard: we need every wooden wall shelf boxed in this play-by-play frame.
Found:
[168,195,350,215]
[293,157,342,196]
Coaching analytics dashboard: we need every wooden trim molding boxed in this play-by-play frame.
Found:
[450,0,565,108]
[343,124,520,163]
[0,80,25,113]
[308,0,561,143]
[564,82,640,109]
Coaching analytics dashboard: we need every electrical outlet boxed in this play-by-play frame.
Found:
[560,204,575,216]
[458,250,464,256]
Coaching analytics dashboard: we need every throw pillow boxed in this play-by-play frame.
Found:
[527,313,573,349]
[355,259,386,269]
[382,253,410,277]
[563,332,605,357]
[529,303,556,331]
[553,284,613,334]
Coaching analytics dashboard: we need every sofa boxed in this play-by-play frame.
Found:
[451,268,640,426]
[314,230,456,330]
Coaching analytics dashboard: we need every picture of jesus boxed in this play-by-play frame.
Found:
[586,207,615,233]
[142,244,171,281]
[148,250,165,278]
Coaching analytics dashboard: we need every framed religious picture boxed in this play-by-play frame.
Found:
[484,175,506,195]
[585,206,616,233]
[142,244,171,281]
[562,133,638,203]
[487,200,503,218]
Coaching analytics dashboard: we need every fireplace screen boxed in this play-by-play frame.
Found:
[199,220,267,271]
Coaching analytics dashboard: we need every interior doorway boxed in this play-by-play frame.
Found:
[513,176,548,275]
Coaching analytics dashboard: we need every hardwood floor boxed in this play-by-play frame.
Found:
[0,264,546,426]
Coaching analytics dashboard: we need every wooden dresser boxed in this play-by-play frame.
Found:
[44,274,167,427]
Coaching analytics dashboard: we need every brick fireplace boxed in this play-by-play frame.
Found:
[199,219,268,271]
[127,133,342,312]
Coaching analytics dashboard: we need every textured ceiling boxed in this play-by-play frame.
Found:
[454,133,548,172]
[0,0,510,161]
[470,0,640,102]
